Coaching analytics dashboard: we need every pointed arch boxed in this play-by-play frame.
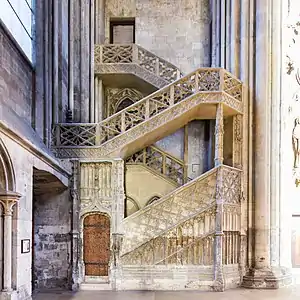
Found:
[146,195,161,207]
[0,138,15,191]
[126,196,140,217]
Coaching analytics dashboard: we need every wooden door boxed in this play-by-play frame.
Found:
[83,214,110,276]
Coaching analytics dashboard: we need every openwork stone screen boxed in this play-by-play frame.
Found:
[94,44,183,82]
[52,68,243,159]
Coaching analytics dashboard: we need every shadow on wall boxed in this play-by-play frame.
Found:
[32,168,71,291]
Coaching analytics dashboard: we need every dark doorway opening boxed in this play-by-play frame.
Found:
[110,18,135,44]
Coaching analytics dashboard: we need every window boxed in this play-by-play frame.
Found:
[110,19,135,44]
[0,0,34,61]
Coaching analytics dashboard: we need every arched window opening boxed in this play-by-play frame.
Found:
[116,98,134,113]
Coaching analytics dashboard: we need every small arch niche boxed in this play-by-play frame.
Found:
[146,196,161,207]
[116,98,134,113]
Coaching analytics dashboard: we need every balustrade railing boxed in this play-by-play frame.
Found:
[222,231,240,265]
[126,145,186,185]
[52,68,243,149]
[121,205,216,265]
[94,44,183,82]
[121,165,242,263]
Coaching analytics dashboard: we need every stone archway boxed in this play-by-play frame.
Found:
[0,138,15,191]
[83,213,111,277]
[0,138,21,297]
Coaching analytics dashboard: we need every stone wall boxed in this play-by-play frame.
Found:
[125,164,177,214]
[0,23,33,124]
[136,0,211,73]
[0,133,68,299]
[187,120,210,179]
[103,0,211,73]
[155,128,184,160]
[58,0,69,122]
[105,0,136,43]
[33,190,71,290]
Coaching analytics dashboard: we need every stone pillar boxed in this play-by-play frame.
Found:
[111,159,125,290]
[214,103,224,167]
[213,166,225,292]
[242,0,292,288]
[232,115,243,169]
[52,0,59,124]
[95,0,105,44]
[80,0,91,123]
[94,77,104,122]
[90,0,95,123]
[213,104,225,291]
[68,0,74,121]
[0,190,21,297]
[70,161,80,291]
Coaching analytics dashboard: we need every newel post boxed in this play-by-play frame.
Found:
[214,103,224,167]
[213,166,225,291]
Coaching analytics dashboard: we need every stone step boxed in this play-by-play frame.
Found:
[80,282,112,291]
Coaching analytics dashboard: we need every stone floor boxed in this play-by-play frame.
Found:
[33,286,300,300]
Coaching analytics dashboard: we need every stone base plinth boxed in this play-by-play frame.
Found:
[0,291,20,300]
[242,267,292,289]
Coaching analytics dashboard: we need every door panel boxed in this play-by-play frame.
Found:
[83,214,110,276]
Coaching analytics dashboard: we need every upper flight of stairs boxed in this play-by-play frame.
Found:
[52,67,243,159]
[94,44,183,89]
[126,145,186,186]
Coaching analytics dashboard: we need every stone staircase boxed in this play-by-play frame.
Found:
[53,45,244,290]
[126,145,186,186]
[94,44,183,89]
[52,68,243,159]
[119,164,242,290]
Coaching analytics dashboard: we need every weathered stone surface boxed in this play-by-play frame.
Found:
[33,190,71,291]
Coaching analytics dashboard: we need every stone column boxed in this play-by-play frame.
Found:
[242,0,291,288]
[213,104,224,291]
[232,115,243,169]
[214,103,224,167]
[0,190,21,294]
[67,0,74,121]
[111,159,125,290]
[95,0,105,44]
[70,161,80,291]
[90,0,95,123]
[94,77,104,122]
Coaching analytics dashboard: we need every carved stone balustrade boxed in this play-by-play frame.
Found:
[52,68,243,159]
[94,44,183,86]
[126,145,186,185]
[121,165,242,272]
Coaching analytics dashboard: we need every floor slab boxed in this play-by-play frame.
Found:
[33,286,300,300]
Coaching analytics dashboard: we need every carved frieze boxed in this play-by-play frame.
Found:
[79,162,113,216]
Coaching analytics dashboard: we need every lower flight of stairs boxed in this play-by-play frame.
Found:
[116,165,242,291]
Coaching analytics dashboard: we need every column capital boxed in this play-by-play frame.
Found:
[0,189,21,215]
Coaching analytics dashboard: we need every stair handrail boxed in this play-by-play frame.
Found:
[123,166,218,223]
[53,68,242,148]
[154,230,216,265]
[121,202,217,257]
[94,43,183,81]
[126,145,186,185]
[123,165,240,223]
